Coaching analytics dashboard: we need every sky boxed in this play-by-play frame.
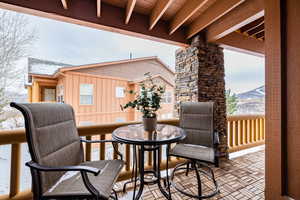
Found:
[2,8,264,94]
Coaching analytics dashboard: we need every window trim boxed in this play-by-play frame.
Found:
[79,84,94,105]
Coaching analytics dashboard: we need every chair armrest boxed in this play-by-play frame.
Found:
[214,132,220,145]
[80,138,124,160]
[26,161,100,176]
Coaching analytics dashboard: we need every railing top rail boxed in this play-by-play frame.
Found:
[227,114,265,121]
[0,119,179,145]
[0,115,266,145]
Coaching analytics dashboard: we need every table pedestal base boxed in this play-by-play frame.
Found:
[126,145,171,200]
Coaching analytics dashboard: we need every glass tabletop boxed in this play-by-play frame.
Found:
[112,124,186,145]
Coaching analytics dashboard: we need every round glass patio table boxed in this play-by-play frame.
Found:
[112,124,186,200]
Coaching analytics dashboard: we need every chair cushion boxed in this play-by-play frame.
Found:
[169,143,215,163]
[44,160,124,199]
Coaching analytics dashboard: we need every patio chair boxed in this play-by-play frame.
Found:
[11,102,124,200]
[166,102,219,199]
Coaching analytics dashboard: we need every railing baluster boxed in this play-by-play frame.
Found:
[262,118,266,140]
[233,121,237,147]
[256,119,259,142]
[238,120,242,146]
[247,119,251,144]
[85,136,92,161]
[100,134,106,160]
[242,120,247,145]
[229,121,234,148]
[9,143,21,198]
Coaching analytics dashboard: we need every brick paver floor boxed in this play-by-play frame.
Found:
[116,150,265,200]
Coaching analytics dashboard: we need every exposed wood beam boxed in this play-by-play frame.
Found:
[61,0,68,10]
[125,0,137,24]
[206,0,264,42]
[216,32,264,57]
[149,0,173,30]
[187,0,245,39]
[96,0,101,17]
[0,1,188,46]
[169,0,210,35]
[240,17,264,33]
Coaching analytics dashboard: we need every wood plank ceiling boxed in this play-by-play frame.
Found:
[237,17,265,40]
[0,0,265,54]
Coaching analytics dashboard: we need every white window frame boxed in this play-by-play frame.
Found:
[116,87,125,98]
[162,91,173,104]
[80,84,94,105]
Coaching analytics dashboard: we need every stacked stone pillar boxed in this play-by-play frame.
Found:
[175,35,228,157]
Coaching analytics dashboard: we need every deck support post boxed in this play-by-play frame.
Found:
[175,35,228,157]
[265,0,300,199]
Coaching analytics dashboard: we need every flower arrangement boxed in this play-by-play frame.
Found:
[121,73,165,119]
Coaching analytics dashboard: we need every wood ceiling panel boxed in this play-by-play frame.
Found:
[185,0,218,25]
[160,0,187,20]
[102,0,127,8]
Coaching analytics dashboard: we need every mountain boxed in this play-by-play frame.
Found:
[235,86,265,115]
[237,86,265,100]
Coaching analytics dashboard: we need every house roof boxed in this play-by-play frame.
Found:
[28,56,174,77]
[56,56,174,76]
[28,57,71,76]
[28,56,175,85]
[131,74,174,87]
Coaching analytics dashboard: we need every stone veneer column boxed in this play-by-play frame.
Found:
[175,35,228,157]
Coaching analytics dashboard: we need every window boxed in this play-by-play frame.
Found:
[56,85,64,103]
[80,84,93,105]
[162,91,172,104]
[116,87,125,98]
[43,88,56,102]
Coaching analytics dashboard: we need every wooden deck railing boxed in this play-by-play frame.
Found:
[227,115,265,153]
[0,115,265,200]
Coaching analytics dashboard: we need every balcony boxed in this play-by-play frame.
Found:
[0,114,265,200]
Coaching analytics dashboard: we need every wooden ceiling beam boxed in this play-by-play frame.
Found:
[169,0,210,35]
[240,17,264,33]
[125,0,137,24]
[61,0,68,10]
[149,0,173,30]
[187,0,245,39]
[206,0,264,42]
[96,0,101,17]
[0,0,188,46]
[216,32,265,57]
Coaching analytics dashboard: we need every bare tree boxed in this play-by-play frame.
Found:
[0,10,36,128]
[0,10,36,89]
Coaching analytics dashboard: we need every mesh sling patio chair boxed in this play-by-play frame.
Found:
[11,102,124,200]
[166,102,219,199]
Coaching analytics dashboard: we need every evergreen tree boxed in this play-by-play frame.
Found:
[226,89,238,115]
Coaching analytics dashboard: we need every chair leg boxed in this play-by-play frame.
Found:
[192,161,202,199]
[165,146,171,198]
[185,162,190,176]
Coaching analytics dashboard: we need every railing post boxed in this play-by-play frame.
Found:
[9,143,21,198]
[100,135,105,160]
[85,136,92,161]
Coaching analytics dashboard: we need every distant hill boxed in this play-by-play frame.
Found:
[235,86,265,115]
[237,86,265,100]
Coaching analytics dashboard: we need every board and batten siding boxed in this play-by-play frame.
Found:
[63,71,133,125]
